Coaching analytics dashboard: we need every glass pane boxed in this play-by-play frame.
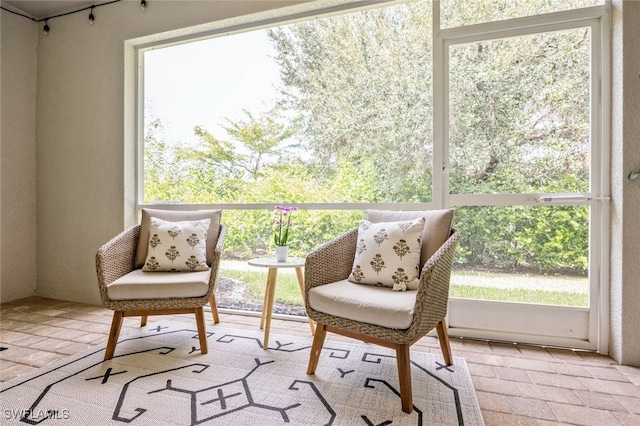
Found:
[143,1,433,205]
[217,209,364,315]
[441,0,602,29]
[451,205,589,307]
[449,28,591,195]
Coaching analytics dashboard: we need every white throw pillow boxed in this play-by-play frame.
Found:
[348,218,425,291]
[142,218,211,272]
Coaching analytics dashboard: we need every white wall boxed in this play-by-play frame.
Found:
[0,8,37,303]
[610,0,640,366]
[31,1,308,303]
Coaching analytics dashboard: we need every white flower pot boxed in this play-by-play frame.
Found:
[275,245,289,262]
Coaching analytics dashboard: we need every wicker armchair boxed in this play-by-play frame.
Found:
[304,210,459,413]
[96,209,225,360]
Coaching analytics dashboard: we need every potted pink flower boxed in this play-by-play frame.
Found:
[274,205,297,261]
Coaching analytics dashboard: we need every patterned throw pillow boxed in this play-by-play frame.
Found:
[348,218,425,291]
[142,218,211,272]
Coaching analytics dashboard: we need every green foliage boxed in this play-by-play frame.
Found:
[222,267,589,307]
[449,284,588,307]
[143,0,593,275]
[453,182,589,274]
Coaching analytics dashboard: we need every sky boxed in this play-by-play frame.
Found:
[144,29,281,146]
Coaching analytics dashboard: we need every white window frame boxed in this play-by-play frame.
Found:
[125,0,610,352]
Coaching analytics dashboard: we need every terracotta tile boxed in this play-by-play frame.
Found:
[616,365,640,387]
[42,318,89,329]
[461,339,493,353]
[503,356,555,373]
[547,401,623,425]
[65,332,104,344]
[13,350,67,368]
[617,395,640,415]
[457,351,505,367]
[493,366,533,383]
[2,312,53,324]
[586,365,632,382]
[0,330,34,344]
[476,390,511,413]
[508,396,556,420]
[515,344,555,360]
[526,370,589,390]
[0,320,39,332]
[480,410,540,425]
[546,347,584,361]
[467,362,496,378]
[471,376,524,396]
[489,341,521,356]
[577,351,618,366]
[574,389,629,412]
[579,377,640,398]
[0,345,37,363]
[32,309,68,317]
[0,362,40,382]
[518,382,582,405]
[9,334,50,348]
[552,362,592,377]
[612,411,640,426]
[77,322,111,334]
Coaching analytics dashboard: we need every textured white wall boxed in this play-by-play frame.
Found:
[32,1,308,304]
[610,0,640,366]
[0,9,37,303]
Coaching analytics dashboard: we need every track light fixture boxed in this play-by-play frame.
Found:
[43,19,50,35]
[141,0,147,11]
[89,6,95,25]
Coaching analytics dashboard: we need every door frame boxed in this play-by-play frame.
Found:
[433,4,611,353]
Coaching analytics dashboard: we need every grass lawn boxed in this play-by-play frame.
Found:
[449,284,587,306]
[223,270,305,306]
[221,269,588,308]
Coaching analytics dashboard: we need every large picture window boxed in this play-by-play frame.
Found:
[134,0,608,351]
[142,1,434,206]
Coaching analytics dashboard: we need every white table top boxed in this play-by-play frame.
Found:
[247,257,305,268]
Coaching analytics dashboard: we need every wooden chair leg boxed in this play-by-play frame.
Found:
[396,343,413,414]
[210,294,220,324]
[194,307,208,354]
[436,318,453,365]
[140,315,147,327]
[105,311,124,361]
[307,323,327,375]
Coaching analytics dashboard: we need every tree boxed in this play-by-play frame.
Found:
[268,1,434,203]
[185,106,299,183]
[144,0,593,273]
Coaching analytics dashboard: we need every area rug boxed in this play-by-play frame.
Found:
[0,322,483,425]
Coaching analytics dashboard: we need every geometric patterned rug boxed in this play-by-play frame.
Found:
[0,321,484,425]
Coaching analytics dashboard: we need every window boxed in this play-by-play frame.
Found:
[142,1,434,206]
[132,0,609,350]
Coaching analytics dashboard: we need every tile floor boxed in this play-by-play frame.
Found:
[1,296,639,425]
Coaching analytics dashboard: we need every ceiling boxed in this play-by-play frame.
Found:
[4,1,96,20]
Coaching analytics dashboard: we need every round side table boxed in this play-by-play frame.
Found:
[247,257,315,349]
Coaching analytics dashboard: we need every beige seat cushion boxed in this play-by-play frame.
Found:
[366,209,454,267]
[106,269,211,301]
[308,279,417,329]
[135,208,222,269]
